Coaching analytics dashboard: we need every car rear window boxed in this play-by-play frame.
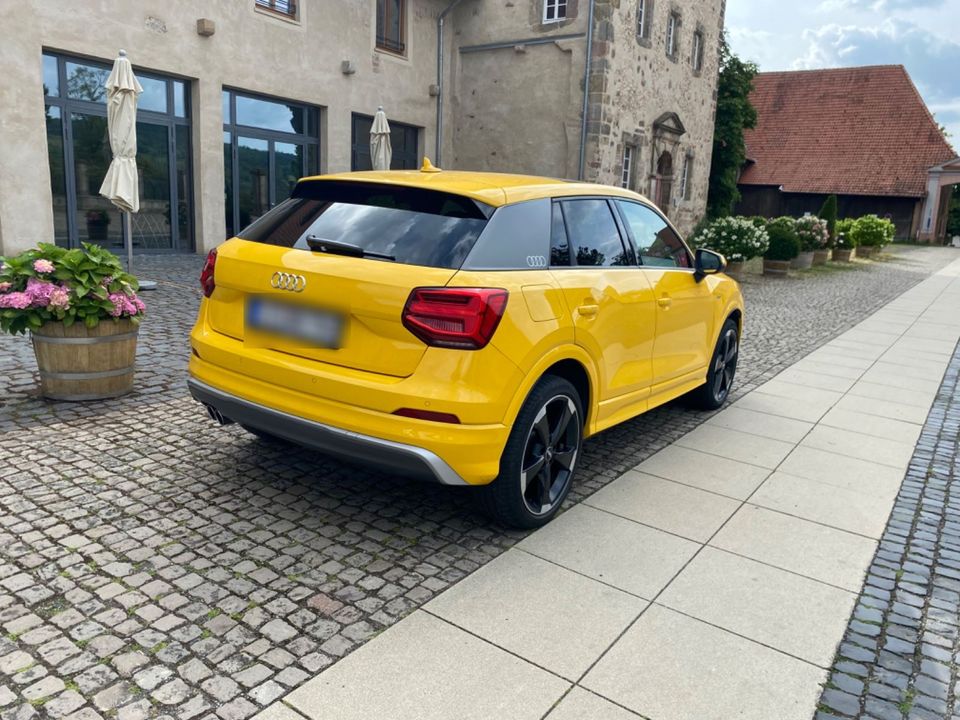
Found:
[236,181,492,269]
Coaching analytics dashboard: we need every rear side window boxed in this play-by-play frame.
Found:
[558,199,632,267]
[616,200,692,268]
[237,181,492,269]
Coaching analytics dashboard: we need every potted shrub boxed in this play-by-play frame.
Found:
[819,195,839,259]
[851,214,894,259]
[0,242,145,401]
[834,218,856,261]
[693,216,769,279]
[797,215,831,266]
[85,209,111,242]
[763,221,800,277]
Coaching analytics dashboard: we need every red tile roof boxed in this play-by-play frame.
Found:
[739,66,956,198]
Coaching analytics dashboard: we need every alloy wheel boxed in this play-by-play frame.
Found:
[712,327,739,403]
[520,395,580,516]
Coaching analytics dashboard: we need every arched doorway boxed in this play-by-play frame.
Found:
[656,151,674,210]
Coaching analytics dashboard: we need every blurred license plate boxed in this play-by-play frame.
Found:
[247,298,343,348]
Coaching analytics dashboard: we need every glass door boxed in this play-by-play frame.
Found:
[70,112,123,249]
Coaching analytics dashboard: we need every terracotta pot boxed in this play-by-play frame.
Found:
[812,249,830,266]
[31,318,138,401]
[790,251,815,270]
[724,260,745,279]
[832,248,853,262]
[763,259,791,277]
[857,246,877,259]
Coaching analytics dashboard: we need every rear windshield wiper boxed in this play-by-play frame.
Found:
[306,235,395,262]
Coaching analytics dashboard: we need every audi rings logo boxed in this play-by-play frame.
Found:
[270,271,307,292]
[526,255,547,268]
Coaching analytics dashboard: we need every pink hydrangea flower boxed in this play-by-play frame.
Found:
[33,259,54,274]
[25,277,56,307]
[0,282,11,292]
[48,286,70,310]
[0,292,31,310]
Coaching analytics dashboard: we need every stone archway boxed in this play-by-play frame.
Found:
[656,151,674,210]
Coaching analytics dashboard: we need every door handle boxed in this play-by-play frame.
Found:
[578,304,599,317]
[657,297,673,309]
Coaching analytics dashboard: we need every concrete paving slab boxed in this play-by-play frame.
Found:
[251,703,309,720]
[858,366,943,393]
[285,611,569,720]
[426,550,645,680]
[835,394,932,424]
[784,358,865,380]
[847,380,937,408]
[871,359,948,381]
[674,424,795,469]
[751,380,845,405]
[818,406,923,444]
[710,504,877,592]
[543,688,640,720]
[517,504,699,599]
[584,470,740,543]
[657,547,856,666]
[706,406,813,443]
[633,445,771,500]
[777,445,906,493]
[771,367,858,393]
[801,350,875,370]
[800,425,916,470]
[582,605,826,720]
[750,471,896,538]
[733,391,834,423]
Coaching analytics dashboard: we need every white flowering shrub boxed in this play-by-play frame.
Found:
[795,215,830,251]
[693,216,770,262]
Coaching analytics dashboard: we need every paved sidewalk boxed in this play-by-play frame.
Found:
[255,256,960,720]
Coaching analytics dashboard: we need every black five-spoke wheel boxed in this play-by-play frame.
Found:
[712,325,738,404]
[481,375,583,528]
[521,395,580,517]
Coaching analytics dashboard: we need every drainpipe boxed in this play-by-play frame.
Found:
[436,0,466,165]
[577,0,596,181]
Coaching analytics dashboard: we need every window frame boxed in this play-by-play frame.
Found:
[543,0,568,24]
[680,155,692,201]
[692,30,704,73]
[666,12,679,59]
[550,197,637,268]
[255,0,298,20]
[620,145,635,190]
[350,112,421,171]
[376,0,407,55]
[636,0,648,38]
[613,198,694,270]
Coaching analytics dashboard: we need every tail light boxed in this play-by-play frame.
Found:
[402,287,508,350]
[199,249,217,298]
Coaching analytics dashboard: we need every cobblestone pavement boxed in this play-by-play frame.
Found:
[0,246,956,720]
[817,330,960,719]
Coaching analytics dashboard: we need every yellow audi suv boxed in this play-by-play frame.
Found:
[189,167,743,527]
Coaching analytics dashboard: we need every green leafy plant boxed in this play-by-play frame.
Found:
[836,218,856,248]
[764,222,801,261]
[851,214,895,248]
[819,195,838,246]
[0,242,144,335]
[694,216,769,261]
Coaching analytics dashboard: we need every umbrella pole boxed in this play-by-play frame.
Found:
[125,211,134,275]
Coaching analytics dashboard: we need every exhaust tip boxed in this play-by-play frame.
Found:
[205,404,234,425]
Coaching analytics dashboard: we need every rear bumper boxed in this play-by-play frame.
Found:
[188,378,470,485]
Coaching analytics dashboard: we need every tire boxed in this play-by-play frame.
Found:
[688,318,740,410]
[480,375,584,529]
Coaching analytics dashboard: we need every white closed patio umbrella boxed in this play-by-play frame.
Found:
[99,50,154,289]
[370,106,392,171]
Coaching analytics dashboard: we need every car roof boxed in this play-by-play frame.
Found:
[300,169,655,208]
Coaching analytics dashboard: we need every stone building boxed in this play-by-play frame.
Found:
[0,0,724,258]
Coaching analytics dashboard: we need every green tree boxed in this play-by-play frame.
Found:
[819,194,838,245]
[706,34,758,219]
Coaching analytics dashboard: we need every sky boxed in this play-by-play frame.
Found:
[725,0,960,150]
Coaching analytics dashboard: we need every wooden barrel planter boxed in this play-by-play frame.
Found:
[763,259,791,277]
[812,249,830,266]
[724,260,745,280]
[31,319,138,401]
[857,246,877,259]
[790,251,815,270]
[832,248,853,262]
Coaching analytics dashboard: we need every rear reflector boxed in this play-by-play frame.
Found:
[402,287,508,350]
[392,408,461,424]
[200,249,217,298]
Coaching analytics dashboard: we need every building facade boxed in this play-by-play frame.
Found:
[0,0,724,258]
[736,66,957,242]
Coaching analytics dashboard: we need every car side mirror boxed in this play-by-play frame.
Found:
[694,248,726,281]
